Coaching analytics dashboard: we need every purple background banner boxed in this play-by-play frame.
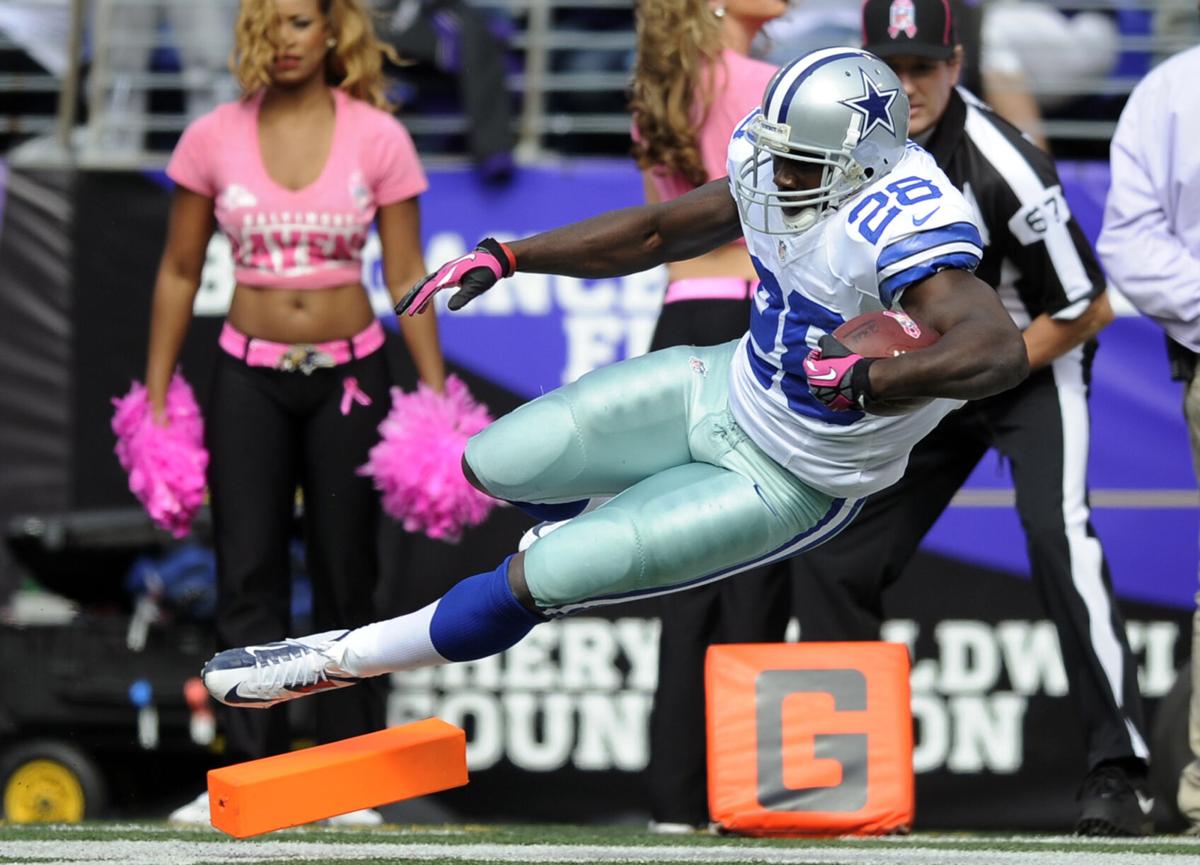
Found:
[410,162,656,398]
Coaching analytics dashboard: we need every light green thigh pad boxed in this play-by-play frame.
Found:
[466,344,708,504]
[521,341,838,615]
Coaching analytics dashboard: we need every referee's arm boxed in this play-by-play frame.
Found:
[1023,292,1113,370]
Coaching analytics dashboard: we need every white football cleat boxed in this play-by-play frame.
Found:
[203,630,361,708]
[167,791,214,827]
[647,820,713,835]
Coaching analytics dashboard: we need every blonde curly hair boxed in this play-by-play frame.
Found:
[234,0,399,109]
[629,0,725,187]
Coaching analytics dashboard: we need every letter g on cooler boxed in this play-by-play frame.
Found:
[756,669,869,813]
[705,643,914,836]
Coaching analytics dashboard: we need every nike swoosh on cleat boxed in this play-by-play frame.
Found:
[221,678,352,705]
[223,686,274,705]
[912,208,940,226]
[1135,791,1155,815]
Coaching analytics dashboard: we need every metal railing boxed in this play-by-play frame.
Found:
[2,0,1197,165]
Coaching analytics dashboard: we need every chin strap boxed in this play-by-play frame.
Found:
[783,208,820,232]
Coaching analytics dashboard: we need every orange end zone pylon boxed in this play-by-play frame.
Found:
[207,718,468,837]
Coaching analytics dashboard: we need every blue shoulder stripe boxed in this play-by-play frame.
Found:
[879,252,982,306]
[877,222,983,272]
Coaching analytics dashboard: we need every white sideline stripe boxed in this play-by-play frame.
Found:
[7,840,1200,865]
[855,834,1200,845]
[47,825,1200,844]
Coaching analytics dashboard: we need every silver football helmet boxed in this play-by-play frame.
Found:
[734,48,910,235]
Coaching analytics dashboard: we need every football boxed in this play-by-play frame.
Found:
[831,310,940,415]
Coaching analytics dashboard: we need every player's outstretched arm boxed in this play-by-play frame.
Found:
[871,269,1030,402]
[509,178,742,277]
[397,180,741,316]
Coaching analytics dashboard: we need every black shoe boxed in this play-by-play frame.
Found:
[1074,762,1154,836]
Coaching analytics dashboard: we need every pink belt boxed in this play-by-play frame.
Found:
[219,319,385,374]
[664,277,759,305]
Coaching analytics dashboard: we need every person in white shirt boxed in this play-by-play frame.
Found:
[1098,43,1200,832]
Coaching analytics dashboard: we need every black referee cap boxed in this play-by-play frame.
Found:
[861,0,958,60]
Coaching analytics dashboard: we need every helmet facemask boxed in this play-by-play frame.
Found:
[731,49,909,237]
[735,114,873,236]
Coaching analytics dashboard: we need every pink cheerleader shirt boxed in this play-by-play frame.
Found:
[166,87,428,290]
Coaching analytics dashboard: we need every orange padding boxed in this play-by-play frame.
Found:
[706,642,913,837]
[208,718,468,838]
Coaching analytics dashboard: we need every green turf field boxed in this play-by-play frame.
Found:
[2,822,1199,864]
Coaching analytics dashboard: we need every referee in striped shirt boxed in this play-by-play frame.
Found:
[792,0,1152,835]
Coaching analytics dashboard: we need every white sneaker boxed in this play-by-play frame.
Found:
[203,630,360,708]
[167,791,212,827]
[647,820,706,834]
[325,807,385,827]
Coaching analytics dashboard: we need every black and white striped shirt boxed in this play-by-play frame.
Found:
[922,88,1105,331]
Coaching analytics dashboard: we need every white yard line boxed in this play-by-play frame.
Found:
[4,840,1200,865]
[846,833,1200,846]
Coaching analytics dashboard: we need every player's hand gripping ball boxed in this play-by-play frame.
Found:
[832,309,940,416]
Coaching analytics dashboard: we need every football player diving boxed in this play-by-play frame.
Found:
[202,48,1028,708]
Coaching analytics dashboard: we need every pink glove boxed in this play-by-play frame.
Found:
[395,237,515,316]
[804,334,876,411]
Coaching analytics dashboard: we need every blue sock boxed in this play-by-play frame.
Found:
[509,499,589,522]
[428,556,543,662]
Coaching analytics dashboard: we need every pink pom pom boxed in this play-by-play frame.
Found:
[111,372,209,538]
[359,375,500,543]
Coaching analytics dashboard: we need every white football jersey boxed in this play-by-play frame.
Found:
[725,111,985,498]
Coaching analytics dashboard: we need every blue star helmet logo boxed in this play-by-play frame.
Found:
[840,69,899,140]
